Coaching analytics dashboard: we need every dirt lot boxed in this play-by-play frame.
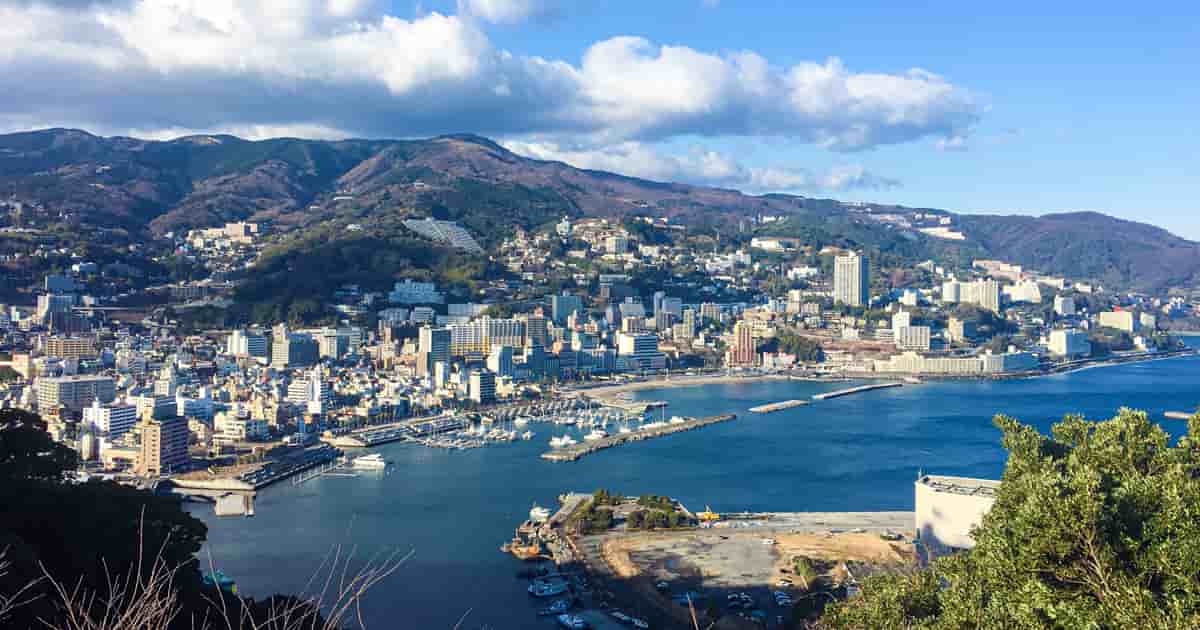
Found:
[596,527,915,629]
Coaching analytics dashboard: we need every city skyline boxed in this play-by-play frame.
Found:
[0,1,1196,238]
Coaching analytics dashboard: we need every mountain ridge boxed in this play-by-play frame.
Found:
[0,128,1196,291]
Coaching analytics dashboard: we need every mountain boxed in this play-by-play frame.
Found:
[1,128,1197,292]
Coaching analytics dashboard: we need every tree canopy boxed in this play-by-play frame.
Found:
[820,408,1200,629]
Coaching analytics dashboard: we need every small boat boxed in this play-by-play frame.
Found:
[514,416,530,427]
[351,454,387,470]
[556,613,588,629]
[530,504,552,523]
[669,416,686,425]
[529,580,569,597]
[521,430,535,440]
[538,599,571,616]
[584,429,608,441]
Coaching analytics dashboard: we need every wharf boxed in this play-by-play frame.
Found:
[748,399,809,413]
[813,382,903,401]
[541,414,737,462]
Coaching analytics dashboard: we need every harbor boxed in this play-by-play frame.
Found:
[812,382,904,400]
[541,414,738,462]
[748,399,810,414]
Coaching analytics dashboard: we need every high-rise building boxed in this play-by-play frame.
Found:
[523,314,550,348]
[83,399,138,438]
[550,294,583,325]
[287,366,333,415]
[487,346,515,378]
[137,416,189,477]
[834,252,870,307]
[36,375,115,412]
[469,370,497,404]
[617,332,666,371]
[45,336,97,360]
[895,326,932,351]
[227,330,269,359]
[272,332,319,368]
[730,321,757,366]
[417,326,451,377]
[1048,329,1091,358]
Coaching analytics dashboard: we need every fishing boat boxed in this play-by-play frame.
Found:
[351,454,387,470]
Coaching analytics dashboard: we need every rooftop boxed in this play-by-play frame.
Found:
[917,474,1001,498]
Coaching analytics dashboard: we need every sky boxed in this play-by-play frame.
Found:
[1,1,1197,237]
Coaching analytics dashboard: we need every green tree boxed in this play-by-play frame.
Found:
[821,408,1200,629]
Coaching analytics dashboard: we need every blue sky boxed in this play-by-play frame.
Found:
[2,0,1196,237]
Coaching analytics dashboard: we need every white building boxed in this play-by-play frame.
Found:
[895,326,932,352]
[1003,280,1043,304]
[915,475,999,553]
[1048,329,1091,359]
[617,332,666,371]
[83,399,137,438]
[388,279,444,305]
[834,252,870,307]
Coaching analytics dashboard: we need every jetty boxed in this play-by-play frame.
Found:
[541,414,737,462]
[748,399,810,413]
[813,382,903,401]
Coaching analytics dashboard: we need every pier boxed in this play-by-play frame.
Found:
[541,414,737,462]
[812,382,903,401]
[1165,411,1195,420]
[748,399,810,413]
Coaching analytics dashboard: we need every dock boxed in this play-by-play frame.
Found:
[1165,411,1195,420]
[541,414,736,462]
[748,399,809,413]
[812,382,903,401]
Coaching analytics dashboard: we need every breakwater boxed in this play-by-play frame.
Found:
[748,399,810,413]
[812,382,903,400]
[1165,411,1194,420]
[541,414,737,462]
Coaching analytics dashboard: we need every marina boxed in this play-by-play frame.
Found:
[748,399,810,413]
[541,414,738,462]
[812,382,904,400]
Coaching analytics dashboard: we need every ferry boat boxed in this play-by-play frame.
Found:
[351,454,387,470]
[529,580,569,597]
[556,613,588,629]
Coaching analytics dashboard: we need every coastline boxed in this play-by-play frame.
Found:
[574,373,801,399]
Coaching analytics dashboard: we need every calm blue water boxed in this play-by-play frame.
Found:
[194,351,1200,629]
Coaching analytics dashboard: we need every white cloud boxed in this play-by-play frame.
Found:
[504,140,900,193]
[0,0,983,154]
[456,0,559,23]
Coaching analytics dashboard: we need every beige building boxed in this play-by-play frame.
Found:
[834,252,869,307]
[1098,310,1138,333]
[137,416,190,477]
[36,375,115,412]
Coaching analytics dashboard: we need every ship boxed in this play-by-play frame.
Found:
[351,454,387,469]
[529,580,570,597]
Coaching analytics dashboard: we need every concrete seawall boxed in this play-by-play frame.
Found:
[541,414,737,462]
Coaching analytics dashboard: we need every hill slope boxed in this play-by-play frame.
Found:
[0,128,1196,291]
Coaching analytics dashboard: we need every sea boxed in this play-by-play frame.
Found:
[193,348,1200,629]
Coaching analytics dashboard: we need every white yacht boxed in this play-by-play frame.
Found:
[584,429,608,441]
[530,504,552,523]
[351,454,387,470]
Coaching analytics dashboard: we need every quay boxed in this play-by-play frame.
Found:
[327,415,468,448]
[748,399,809,413]
[541,414,737,462]
[813,382,903,401]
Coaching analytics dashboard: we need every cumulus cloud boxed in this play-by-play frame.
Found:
[504,140,900,193]
[0,0,982,154]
